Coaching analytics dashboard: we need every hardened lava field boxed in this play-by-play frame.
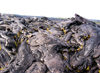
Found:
[0,14,100,73]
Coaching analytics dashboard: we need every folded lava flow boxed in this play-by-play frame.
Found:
[0,13,100,73]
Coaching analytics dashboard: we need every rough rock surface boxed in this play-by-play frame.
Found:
[0,13,100,73]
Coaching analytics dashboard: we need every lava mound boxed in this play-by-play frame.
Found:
[0,14,100,73]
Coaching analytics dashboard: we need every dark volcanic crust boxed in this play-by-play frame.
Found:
[0,14,100,73]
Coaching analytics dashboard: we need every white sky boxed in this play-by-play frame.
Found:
[0,0,100,19]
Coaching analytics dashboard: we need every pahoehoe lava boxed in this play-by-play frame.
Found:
[0,13,100,73]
